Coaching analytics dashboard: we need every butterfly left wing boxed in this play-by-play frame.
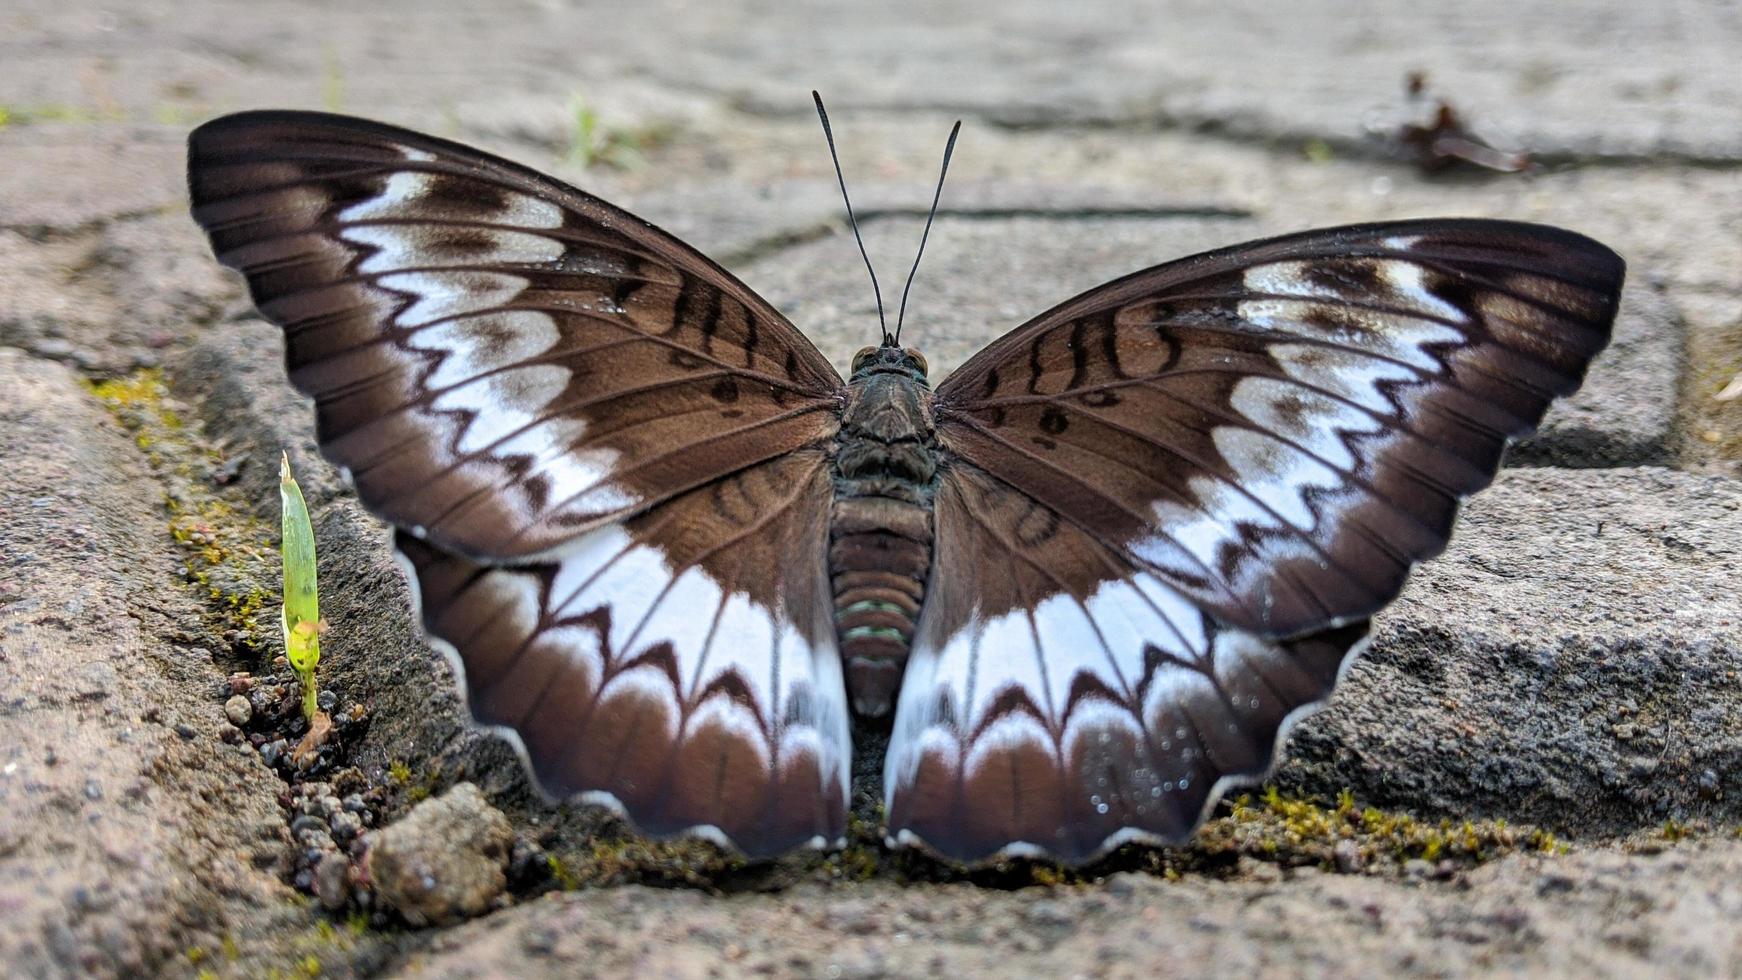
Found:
[886,219,1624,863]
[398,451,850,856]
[187,112,853,856]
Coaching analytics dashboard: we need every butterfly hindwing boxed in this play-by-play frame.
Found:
[886,461,1369,863]
[887,220,1623,863]
[397,451,851,855]
[188,110,845,563]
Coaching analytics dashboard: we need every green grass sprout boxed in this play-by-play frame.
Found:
[567,95,668,171]
[280,452,325,726]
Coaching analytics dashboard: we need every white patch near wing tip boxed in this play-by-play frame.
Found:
[339,152,565,231]
[378,269,530,328]
[344,224,565,275]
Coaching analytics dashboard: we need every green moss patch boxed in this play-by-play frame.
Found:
[88,369,277,657]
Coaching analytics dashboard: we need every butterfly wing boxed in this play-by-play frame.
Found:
[188,111,852,855]
[887,220,1624,863]
[886,462,1369,863]
[398,451,849,855]
[188,110,844,563]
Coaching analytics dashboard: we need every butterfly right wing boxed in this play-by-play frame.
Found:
[398,451,850,856]
[188,110,844,563]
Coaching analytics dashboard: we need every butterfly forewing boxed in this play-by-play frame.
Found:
[932,220,1623,638]
[188,111,845,564]
[886,220,1622,863]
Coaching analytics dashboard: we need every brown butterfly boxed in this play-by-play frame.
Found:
[187,100,1623,866]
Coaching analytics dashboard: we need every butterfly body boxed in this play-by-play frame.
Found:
[831,346,939,718]
[188,110,1624,866]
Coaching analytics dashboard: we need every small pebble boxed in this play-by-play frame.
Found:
[330,810,364,843]
[1024,900,1076,928]
[1697,769,1721,800]
[315,854,351,910]
[1403,859,1434,880]
[1333,839,1365,874]
[224,694,252,727]
[1103,874,1139,898]
[173,723,198,740]
[217,723,242,743]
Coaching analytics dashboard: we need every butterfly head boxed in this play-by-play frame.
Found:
[850,345,930,384]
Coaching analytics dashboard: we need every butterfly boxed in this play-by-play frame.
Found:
[187,104,1623,866]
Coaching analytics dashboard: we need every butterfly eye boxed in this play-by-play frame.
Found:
[851,346,879,374]
[904,348,929,378]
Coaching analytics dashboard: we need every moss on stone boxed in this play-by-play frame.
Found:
[88,368,277,659]
[550,834,744,888]
[1184,785,1564,872]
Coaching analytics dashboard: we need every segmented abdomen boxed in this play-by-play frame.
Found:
[829,493,933,718]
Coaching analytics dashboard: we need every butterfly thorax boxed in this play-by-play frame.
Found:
[830,348,939,719]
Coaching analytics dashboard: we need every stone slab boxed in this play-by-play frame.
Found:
[0,350,294,979]
[402,841,1742,979]
[1280,466,1742,832]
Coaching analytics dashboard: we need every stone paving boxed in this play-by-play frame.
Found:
[2,1,1740,976]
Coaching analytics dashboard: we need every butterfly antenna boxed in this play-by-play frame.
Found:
[894,118,961,345]
[813,91,891,345]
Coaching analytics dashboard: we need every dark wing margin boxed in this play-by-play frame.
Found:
[188,110,844,563]
[933,219,1624,639]
[397,452,851,857]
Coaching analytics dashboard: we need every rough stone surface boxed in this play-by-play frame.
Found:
[404,842,1742,978]
[0,351,294,979]
[1278,467,1742,831]
[3,0,1740,976]
[363,783,515,927]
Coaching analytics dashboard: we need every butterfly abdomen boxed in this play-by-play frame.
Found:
[831,360,939,719]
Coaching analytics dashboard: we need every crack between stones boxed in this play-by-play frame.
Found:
[693,83,1742,172]
[2,203,181,242]
[716,205,1251,267]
